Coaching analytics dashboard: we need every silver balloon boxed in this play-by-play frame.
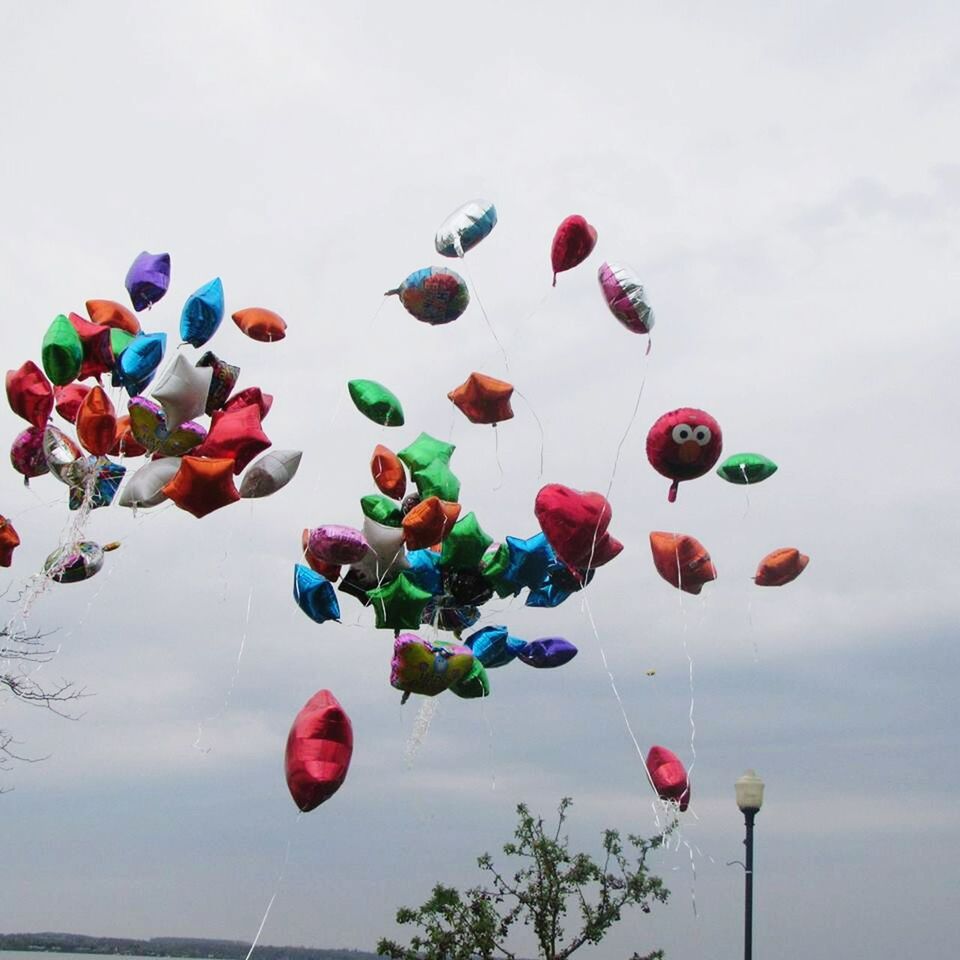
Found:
[42,426,83,484]
[435,199,497,258]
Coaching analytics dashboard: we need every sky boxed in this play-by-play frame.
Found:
[2,2,959,958]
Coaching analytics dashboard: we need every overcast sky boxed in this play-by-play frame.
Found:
[2,2,959,958]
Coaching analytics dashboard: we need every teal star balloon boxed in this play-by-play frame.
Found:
[501,533,555,594]
[367,572,433,630]
[398,433,455,473]
[440,512,492,569]
[414,458,461,502]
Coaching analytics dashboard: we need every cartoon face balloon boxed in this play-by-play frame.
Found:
[646,408,723,502]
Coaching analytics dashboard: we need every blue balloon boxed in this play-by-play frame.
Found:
[465,625,526,669]
[116,332,167,395]
[293,564,341,624]
[501,533,555,595]
[406,549,443,596]
[180,277,225,348]
[68,457,126,511]
[516,637,578,668]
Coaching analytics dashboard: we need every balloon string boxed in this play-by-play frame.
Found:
[512,388,545,479]
[461,260,509,375]
[673,547,697,783]
[492,425,504,491]
[242,812,302,960]
[479,696,497,792]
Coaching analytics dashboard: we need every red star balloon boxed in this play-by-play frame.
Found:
[193,403,271,474]
[0,516,21,567]
[448,372,515,425]
[68,312,114,381]
[162,456,240,518]
[6,361,54,428]
[54,383,91,423]
[646,407,723,502]
[76,385,118,456]
[222,386,273,420]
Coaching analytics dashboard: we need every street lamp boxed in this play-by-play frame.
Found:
[735,770,765,960]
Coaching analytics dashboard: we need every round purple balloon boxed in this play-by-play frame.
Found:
[11,426,49,481]
[516,637,578,668]
[308,524,369,565]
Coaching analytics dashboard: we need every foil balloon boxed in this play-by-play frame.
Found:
[196,352,240,414]
[68,312,114,381]
[307,525,369,566]
[448,372,514,424]
[128,397,206,457]
[649,532,716,595]
[534,483,623,570]
[402,497,460,550]
[516,637,578,668]
[398,433,455,473]
[118,457,181,509]
[232,307,287,342]
[240,449,302,498]
[116,332,167,395]
[405,548,442,596]
[351,516,410,582]
[151,354,214,429]
[293,564,341,624]
[125,251,171,311]
[646,408,723,503]
[450,658,490,699]
[6,361,54,428]
[464,625,526,669]
[647,746,690,810]
[41,315,83,386]
[85,299,140,335]
[284,689,353,812]
[180,277,225,348]
[435,199,497,257]
[10,427,49,482]
[42,425,83,483]
[0,517,21,567]
[223,386,273,419]
[717,453,778,485]
[76,386,118,456]
[162,456,240,518]
[44,540,119,584]
[597,262,655,335]
[413,458,460,503]
[301,529,342,581]
[110,415,147,458]
[361,494,404,527]
[754,547,809,586]
[371,444,406,499]
[368,572,433,630]
[66,457,126,511]
[390,633,474,698]
[347,379,404,426]
[385,267,469,325]
[54,383,90,423]
[551,215,597,285]
[439,512,492,569]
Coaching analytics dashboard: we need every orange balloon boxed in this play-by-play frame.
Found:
[649,531,717,595]
[402,497,461,550]
[85,299,140,335]
[110,415,147,458]
[755,548,808,586]
[232,307,287,343]
[371,444,406,499]
[162,457,240,518]
[76,386,118,456]
[0,516,21,567]
[448,372,514,424]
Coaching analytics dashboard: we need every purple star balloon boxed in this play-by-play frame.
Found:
[125,251,171,311]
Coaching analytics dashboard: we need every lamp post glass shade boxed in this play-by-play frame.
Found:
[736,769,765,813]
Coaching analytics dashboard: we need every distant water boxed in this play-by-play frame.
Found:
[2,954,176,960]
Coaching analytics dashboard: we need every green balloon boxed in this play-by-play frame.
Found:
[440,512,493,569]
[109,327,135,358]
[41,314,83,386]
[361,494,404,527]
[367,572,433,630]
[398,432,455,473]
[481,542,517,598]
[347,379,404,426]
[450,658,490,699]
[414,458,461,502]
[717,453,778,484]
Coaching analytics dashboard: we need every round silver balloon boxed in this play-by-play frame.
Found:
[42,426,83,484]
[435,199,497,258]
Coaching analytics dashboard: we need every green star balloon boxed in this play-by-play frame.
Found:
[41,314,83,386]
[347,379,404,426]
[109,328,136,358]
[481,542,517,598]
[398,432,455,473]
[360,494,403,527]
[367,572,433,629]
[717,453,778,484]
[440,512,493,569]
[414,458,461,502]
[450,658,490,699]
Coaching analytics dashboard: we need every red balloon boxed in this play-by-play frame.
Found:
[534,483,623,570]
[162,456,241,518]
[0,516,21,567]
[68,312,114,381]
[76,386,118,456]
[10,427,49,481]
[647,745,690,810]
[649,531,716,595]
[447,372,514,425]
[301,528,342,580]
[222,386,273,420]
[646,408,723,502]
[193,403,271,474]
[551,214,597,285]
[284,689,353,812]
[109,415,148,458]
[6,361,54,428]
[54,383,91,423]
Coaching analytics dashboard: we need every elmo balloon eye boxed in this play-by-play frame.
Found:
[693,426,712,446]
[671,424,692,443]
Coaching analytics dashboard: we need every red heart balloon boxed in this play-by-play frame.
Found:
[534,483,622,569]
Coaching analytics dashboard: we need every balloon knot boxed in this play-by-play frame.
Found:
[668,480,679,503]
[384,287,401,297]
[400,691,411,705]
[645,336,652,356]
[551,274,557,287]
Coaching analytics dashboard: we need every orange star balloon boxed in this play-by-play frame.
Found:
[76,385,118,456]
[754,548,809,586]
[448,372,514,424]
[402,496,461,550]
[0,516,21,567]
[649,531,717,595]
[85,299,140,335]
[162,456,241,518]
[232,307,287,343]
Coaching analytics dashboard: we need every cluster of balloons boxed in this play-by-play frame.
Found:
[4,251,300,582]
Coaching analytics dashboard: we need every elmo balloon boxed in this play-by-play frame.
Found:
[284,690,353,812]
[646,408,723,502]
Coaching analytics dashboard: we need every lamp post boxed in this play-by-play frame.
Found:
[735,770,765,960]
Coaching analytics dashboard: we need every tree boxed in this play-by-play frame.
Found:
[377,798,670,960]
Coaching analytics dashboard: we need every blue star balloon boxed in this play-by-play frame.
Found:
[405,549,443,596]
[465,625,526,668]
[181,278,225,348]
[293,564,341,624]
[68,457,126,511]
[500,533,555,596]
[115,331,167,396]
